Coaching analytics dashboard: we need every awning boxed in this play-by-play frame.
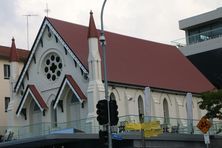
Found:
[53,74,86,109]
[16,85,48,116]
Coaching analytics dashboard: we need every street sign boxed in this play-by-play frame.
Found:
[112,133,123,141]
[196,117,211,134]
[204,134,210,144]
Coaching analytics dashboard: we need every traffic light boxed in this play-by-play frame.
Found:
[96,99,108,125]
[109,100,119,126]
[99,130,108,146]
[96,99,119,126]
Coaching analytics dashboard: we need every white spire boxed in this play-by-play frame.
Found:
[87,11,105,120]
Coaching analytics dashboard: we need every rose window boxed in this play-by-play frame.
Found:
[43,53,62,81]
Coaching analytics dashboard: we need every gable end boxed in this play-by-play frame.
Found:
[15,18,88,92]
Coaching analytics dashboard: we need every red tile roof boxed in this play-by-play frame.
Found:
[28,85,48,110]
[9,38,19,62]
[65,75,87,100]
[54,75,86,109]
[55,75,86,101]
[0,45,29,62]
[47,17,215,93]
[16,85,48,115]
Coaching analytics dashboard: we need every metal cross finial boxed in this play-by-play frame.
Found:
[44,0,50,17]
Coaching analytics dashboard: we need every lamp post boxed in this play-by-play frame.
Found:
[99,0,112,148]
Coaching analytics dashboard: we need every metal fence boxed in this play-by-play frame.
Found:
[0,115,221,141]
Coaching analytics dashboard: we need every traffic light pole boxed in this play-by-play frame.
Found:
[100,0,112,148]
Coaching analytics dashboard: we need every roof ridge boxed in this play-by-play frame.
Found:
[47,17,174,47]
[0,45,27,51]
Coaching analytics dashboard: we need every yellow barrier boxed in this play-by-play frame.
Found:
[125,120,163,137]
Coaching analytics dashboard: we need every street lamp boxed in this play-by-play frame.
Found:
[99,0,112,148]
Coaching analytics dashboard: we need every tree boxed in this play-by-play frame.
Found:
[198,89,222,119]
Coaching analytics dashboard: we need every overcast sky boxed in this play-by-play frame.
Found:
[0,0,221,50]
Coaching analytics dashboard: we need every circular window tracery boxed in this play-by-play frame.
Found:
[43,52,63,81]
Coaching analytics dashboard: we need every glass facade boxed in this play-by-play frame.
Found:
[188,20,222,44]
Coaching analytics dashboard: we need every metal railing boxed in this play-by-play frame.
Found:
[0,115,221,142]
[172,27,222,47]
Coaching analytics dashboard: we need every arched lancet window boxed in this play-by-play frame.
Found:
[138,96,144,123]
[163,98,169,124]
[110,93,116,101]
[33,103,40,111]
[71,93,79,104]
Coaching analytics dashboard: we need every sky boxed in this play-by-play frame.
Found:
[0,0,221,50]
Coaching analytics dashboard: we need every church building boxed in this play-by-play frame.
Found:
[7,12,214,137]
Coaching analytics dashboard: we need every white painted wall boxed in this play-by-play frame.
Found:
[108,86,204,126]
[13,26,89,127]
[0,59,24,127]
[8,23,206,134]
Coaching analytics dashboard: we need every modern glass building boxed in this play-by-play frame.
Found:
[176,7,222,89]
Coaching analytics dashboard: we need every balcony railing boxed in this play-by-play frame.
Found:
[0,115,221,142]
[172,27,222,47]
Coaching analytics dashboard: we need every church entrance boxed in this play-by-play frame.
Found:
[66,91,81,128]
[29,100,42,136]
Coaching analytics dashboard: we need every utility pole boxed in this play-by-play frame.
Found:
[99,0,112,148]
[23,14,38,50]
